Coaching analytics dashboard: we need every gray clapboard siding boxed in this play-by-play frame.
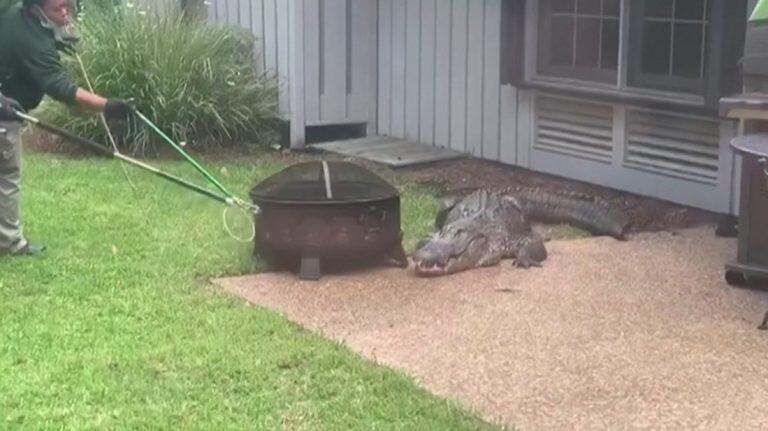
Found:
[390,0,407,137]
[377,0,393,136]
[304,0,320,125]
[405,0,421,141]
[379,0,504,158]
[320,0,348,121]
[289,0,305,146]
[433,1,452,149]
[418,0,436,146]
[206,0,291,117]
[207,0,376,126]
[466,0,484,157]
[482,0,502,161]
[449,0,468,153]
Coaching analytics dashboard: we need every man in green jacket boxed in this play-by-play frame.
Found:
[0,0,131,256]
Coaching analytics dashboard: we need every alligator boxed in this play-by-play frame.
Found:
[411,187,631,276]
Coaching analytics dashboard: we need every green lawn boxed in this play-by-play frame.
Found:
[0,150,500,430]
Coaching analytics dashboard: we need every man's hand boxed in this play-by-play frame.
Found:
[0,95,24,121]
[103,98,133,121]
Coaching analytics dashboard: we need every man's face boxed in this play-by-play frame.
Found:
[40,0,71,27]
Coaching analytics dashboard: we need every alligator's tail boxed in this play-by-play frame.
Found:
[511,188,631,240]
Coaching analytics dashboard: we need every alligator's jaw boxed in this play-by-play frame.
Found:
[413,260,450,277]
[414,258,451,277]
[412,233,488,277]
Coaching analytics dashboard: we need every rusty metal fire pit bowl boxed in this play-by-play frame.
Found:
[249,160,408,280]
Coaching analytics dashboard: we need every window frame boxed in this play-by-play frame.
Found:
[520,0,742,109]
[626,0,710,95]
[536,0,621,84]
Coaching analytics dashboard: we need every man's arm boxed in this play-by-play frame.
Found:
[20,39,131,118]
[74,88,107,112]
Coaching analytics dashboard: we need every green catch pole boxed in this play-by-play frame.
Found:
[750,0,768,25]
[15,111,234,206]
[133,110,236,200]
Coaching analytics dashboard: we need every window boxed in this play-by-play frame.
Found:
[533,0,725,97]
[628,0,710,93]
[537,0,621,83]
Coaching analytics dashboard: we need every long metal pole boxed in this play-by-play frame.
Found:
[133,110,235,199]
[15,112,233,206]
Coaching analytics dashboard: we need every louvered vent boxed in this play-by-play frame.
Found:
[625,110,719,184]
[534,96,614,163]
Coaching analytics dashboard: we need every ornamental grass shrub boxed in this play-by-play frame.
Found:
[0,0,18,16]
[36,2,280,155]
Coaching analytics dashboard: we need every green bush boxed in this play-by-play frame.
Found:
[38,4,280,155]
[0,0,18,16]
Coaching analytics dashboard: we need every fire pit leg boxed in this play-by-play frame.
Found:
[299,256,322,280]
[385,244,409,268]
[759,310,768,331]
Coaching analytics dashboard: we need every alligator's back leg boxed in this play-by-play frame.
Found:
[506,236,548,268]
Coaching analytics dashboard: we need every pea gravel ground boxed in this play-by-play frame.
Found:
[214,227,768,430]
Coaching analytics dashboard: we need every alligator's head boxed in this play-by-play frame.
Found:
[412,224,494,277]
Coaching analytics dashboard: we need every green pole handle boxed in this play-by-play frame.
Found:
[134,110,235,199]
[16,111,235,206]
[751,0,768,24]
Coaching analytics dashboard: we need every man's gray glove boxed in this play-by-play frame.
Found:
[0,94,24,121]
[103,98,133,121]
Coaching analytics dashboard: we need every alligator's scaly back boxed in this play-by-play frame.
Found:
[508,187,631,240]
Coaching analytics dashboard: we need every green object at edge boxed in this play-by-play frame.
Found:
[751,0,768,24]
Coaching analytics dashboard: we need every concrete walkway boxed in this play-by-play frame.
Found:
[214,227,768,430]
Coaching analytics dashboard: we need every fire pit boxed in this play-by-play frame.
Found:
[249,160,408,280]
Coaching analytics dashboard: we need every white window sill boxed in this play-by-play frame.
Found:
[519,76,708,110]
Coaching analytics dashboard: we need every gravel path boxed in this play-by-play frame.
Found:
[214,227,768,430]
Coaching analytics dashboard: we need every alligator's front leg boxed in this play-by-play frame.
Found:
[759,310,768,330]
[507,237,547,268]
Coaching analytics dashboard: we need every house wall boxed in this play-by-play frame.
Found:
[378,0,742,215]
[207,0,292,118]
[514,0,745,215]
[199,0,743,215]
[204,0,378,143]
[376,0,519,163]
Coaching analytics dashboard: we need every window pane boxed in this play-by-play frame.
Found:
[673,23,705,78]
[641,21,671,75]
[552,0,575,13]
[644,0,673,18]
[603,0,620,17]
[578,0,601,15]
[551,16,575,66]
[575,17,601,68]
[601,19,619,70]
[675,0,706,20]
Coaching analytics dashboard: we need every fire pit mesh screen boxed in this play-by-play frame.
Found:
[250,160,399,203]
